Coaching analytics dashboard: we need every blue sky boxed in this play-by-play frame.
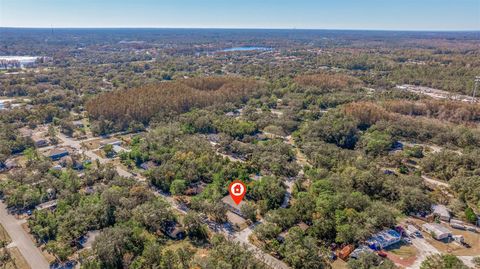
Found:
[1,0,479,30]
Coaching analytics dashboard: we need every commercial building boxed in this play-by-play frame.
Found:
[366,229,402,250]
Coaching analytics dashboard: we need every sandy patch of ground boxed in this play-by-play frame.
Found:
[4,247,31,269]
[386,242,418,268]
[331,259,348,269]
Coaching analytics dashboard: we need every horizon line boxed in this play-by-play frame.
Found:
[1,26,479,33]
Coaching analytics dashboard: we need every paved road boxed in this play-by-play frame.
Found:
[397,85,478,103]
[409,237,440,269]
[0,202,50,269]
[233,229,290,269]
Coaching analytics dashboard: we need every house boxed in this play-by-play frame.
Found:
[112,145,130,154]
[59,156,73,167]
[206,134,221,145]
[18,127,49,148]
[185,182,206,196]
[422,223,451,240]
[350,245,374,260]
[0,158,19,171]
[277,222,310,242]
[338,245,355,261]
[225,110,240,117]
[52,165,62,171]
[165,226,185,240]
[250,173,262,181]
[35,200,58,211]
[297,222,309,232]
[432,204,451,222]
[79,230,100,249]
[366,229,402,250]
[140,161,158,171]
[277,231,289,243]
[83,186,95,195]
[33,138,49,148]
[72,120,84,128]
[46,148,69,160]
[222,195,243,216]
[100,139,122,147]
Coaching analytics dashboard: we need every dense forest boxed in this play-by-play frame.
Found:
[85,77,264,133]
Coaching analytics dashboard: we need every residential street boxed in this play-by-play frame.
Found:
[57,132,291,269]
[0,202,50,269]
[409,237,440,269]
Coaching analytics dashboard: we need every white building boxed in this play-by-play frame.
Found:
[422,223,451,240]
[405,225,421,237]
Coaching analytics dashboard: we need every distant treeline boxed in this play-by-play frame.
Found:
[86,77,264,129]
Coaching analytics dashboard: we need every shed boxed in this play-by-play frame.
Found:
[338,245,354,261]
[405,225,421,237]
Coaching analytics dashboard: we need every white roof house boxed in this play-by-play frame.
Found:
[432,204,451,221]
[422,223,451,240]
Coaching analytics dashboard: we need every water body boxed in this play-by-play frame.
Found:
[221,46,272,52]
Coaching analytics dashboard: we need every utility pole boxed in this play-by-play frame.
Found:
[474,76,480,102]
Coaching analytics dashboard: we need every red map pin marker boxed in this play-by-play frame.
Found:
[229,180,246,205]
